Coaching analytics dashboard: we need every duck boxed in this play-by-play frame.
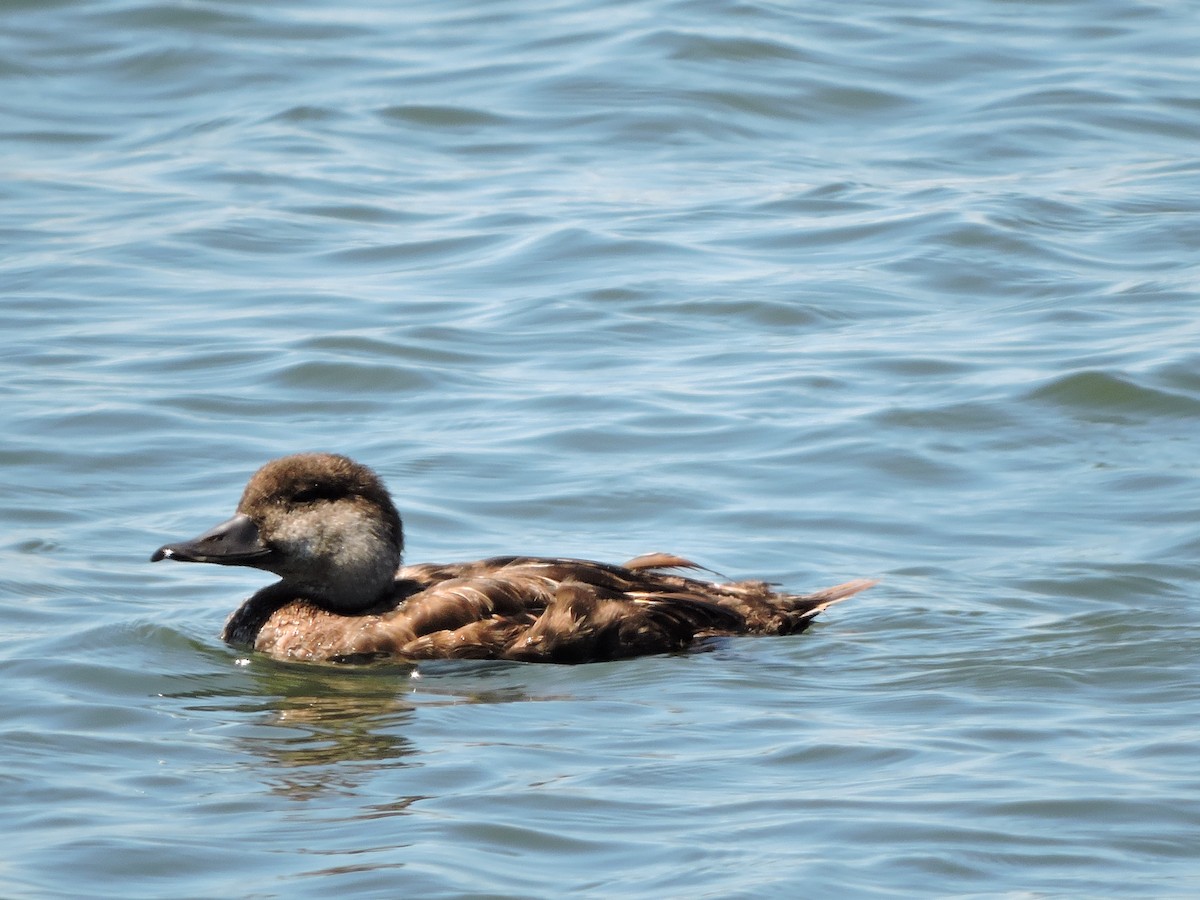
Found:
[150,453,875,664]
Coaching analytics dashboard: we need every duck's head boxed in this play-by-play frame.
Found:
[151,453,403,612]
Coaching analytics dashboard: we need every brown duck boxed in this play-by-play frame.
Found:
[151,453,875,664]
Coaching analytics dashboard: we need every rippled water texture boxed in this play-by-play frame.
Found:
[3,0,1199,896]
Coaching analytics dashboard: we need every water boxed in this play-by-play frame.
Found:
[3,0,1199,895]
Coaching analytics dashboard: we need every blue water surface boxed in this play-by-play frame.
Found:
[2,0,1199,896]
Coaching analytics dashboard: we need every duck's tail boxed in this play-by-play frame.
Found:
[749,576,874,635]
[795,577,878,618]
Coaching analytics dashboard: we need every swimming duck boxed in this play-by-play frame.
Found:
[151,453,874,664]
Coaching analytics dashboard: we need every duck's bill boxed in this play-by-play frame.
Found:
[150,513,273,566]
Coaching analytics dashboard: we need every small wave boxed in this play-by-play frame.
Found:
[1025,370,1200,419]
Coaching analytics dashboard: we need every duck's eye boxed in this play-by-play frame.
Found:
[292,484,332,504]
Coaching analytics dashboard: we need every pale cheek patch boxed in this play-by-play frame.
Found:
[281,504,395,586]
[272,514,318,562]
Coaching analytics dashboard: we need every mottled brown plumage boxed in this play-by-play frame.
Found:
[151,453,875,664]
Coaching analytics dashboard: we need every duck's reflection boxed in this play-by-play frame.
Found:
[170,652,545,803]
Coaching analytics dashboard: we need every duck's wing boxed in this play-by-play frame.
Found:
[390,556,746,663]
[393,557,574,635]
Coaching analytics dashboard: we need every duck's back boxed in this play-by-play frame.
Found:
[224,555,873,664]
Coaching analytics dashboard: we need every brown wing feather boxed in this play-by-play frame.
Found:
[399,618,530,660]
[620,552,704,572]
[504,582,702,663]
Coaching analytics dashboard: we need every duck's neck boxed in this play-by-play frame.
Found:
[222,582,296,646]
[299,558,398,613]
